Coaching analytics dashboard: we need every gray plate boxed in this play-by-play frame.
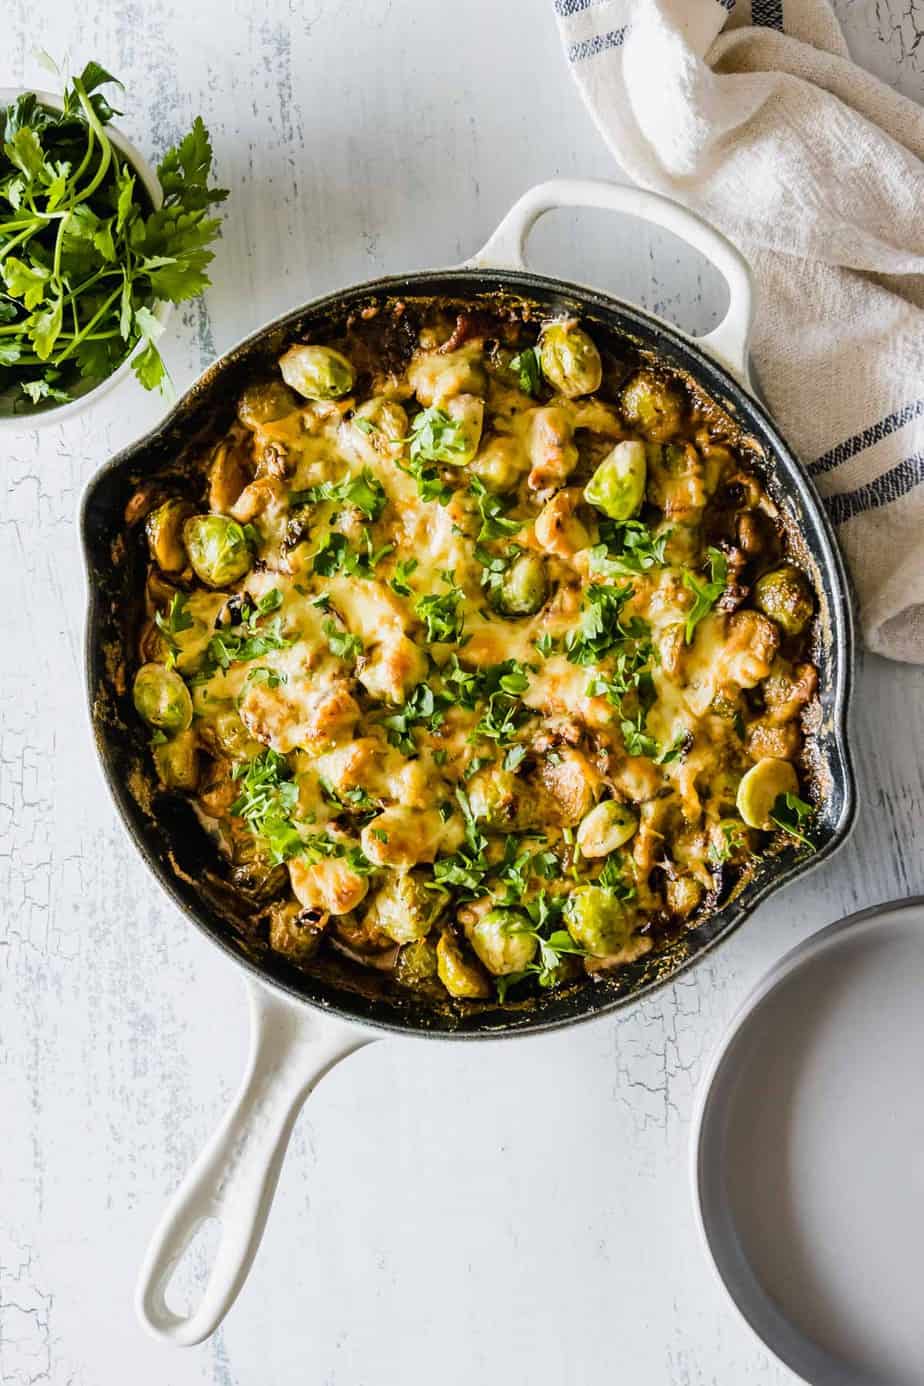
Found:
[694,897,924,1386]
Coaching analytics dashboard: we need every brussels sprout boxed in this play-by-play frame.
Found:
[470,436,526,494]
[367,871,446,945]
[279,344,355,400]
[491,552,548,618]
[133,663,193,734]
[436,932,491,999]
[183,514,253,588]
[736,757,799,830]
[394,938,441,990]
[211,710,263,761]
[466,766,525,831]
[621,370,684,438]
[564,885,635,957]
[146,499,192,574]
[583,440,647,521]
[237,380,299,428]
[152,728,199,791]
[754,564,814,637]
[468,908,537,976]
[539,321,603,398]
[268,900,326,961]
[576,800,638,857]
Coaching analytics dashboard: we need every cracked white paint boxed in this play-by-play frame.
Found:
[2,2,924,1383]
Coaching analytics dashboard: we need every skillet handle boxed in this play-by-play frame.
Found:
[467,178,754,387]
[134,980,373,1346]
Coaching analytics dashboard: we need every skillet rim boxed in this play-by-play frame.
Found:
[79,265,857,1039]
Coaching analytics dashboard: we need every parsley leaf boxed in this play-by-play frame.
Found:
[389,557,419,597]
[469,476,522,542]
[323,618,363,662]
[408,407,469,464]
[509,346,542,396]
[416,588,465,644]
[769,791,816,852]
[230,749,302,864]
[683,547,728,643]
[589,520,670,579]
[290,467,387,521]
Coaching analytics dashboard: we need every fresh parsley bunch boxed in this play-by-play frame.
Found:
[0,60,228,409]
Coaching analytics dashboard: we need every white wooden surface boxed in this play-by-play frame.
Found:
[2,3,924,1383]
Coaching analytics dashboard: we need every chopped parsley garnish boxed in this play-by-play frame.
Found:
[589,520,670,578]
[312,528,394,579]
[290,467,387,521]
[565,583,635,666]
[415,588,465,644]
[509,346,542,396]
[323,619,363,662]
[469,476,522,541]
[230,749,302,864]
[769,791,816,852]
[195,591,291,680]
[683,547,727,643]
[408,407,469,464]
[381,682,450,754]
[154,592,194,666]
[389,557,419,597]
[242,666,286,692]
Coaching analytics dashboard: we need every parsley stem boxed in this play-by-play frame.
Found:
[0,224,37,264]
[51,284,122,365]
[71,82,114,203]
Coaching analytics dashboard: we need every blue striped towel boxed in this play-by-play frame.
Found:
[555,0,924,662]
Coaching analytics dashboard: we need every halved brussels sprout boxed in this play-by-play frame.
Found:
[183,514,253,588]
[211,709,263,761]
[539,322,602,398]
[237,380,299,428]
[146,499,192,574]
[754,564,814,637]
[491,552,548,618]
[583,440,647,521]
[133,663,194,734]
[736,757,799,830]
[621,370,684,438]
[279,344,355,400]
[466,766,525,831]
[367,871,446,945]
[436,931,491,998]
[576,800,638,857]
[564,884,635,957]
[468,908,537,976]
[394,938,441,990]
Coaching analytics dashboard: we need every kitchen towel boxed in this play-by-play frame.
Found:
[555,0,924,663]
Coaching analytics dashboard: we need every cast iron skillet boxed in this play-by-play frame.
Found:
[80,181,856,1346]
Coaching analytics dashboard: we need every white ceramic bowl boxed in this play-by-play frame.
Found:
[693,897,924,1386]
[0,87,172,431]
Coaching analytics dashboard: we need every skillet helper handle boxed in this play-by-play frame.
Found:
[468,178,754,387]
[135,981,372,1346]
